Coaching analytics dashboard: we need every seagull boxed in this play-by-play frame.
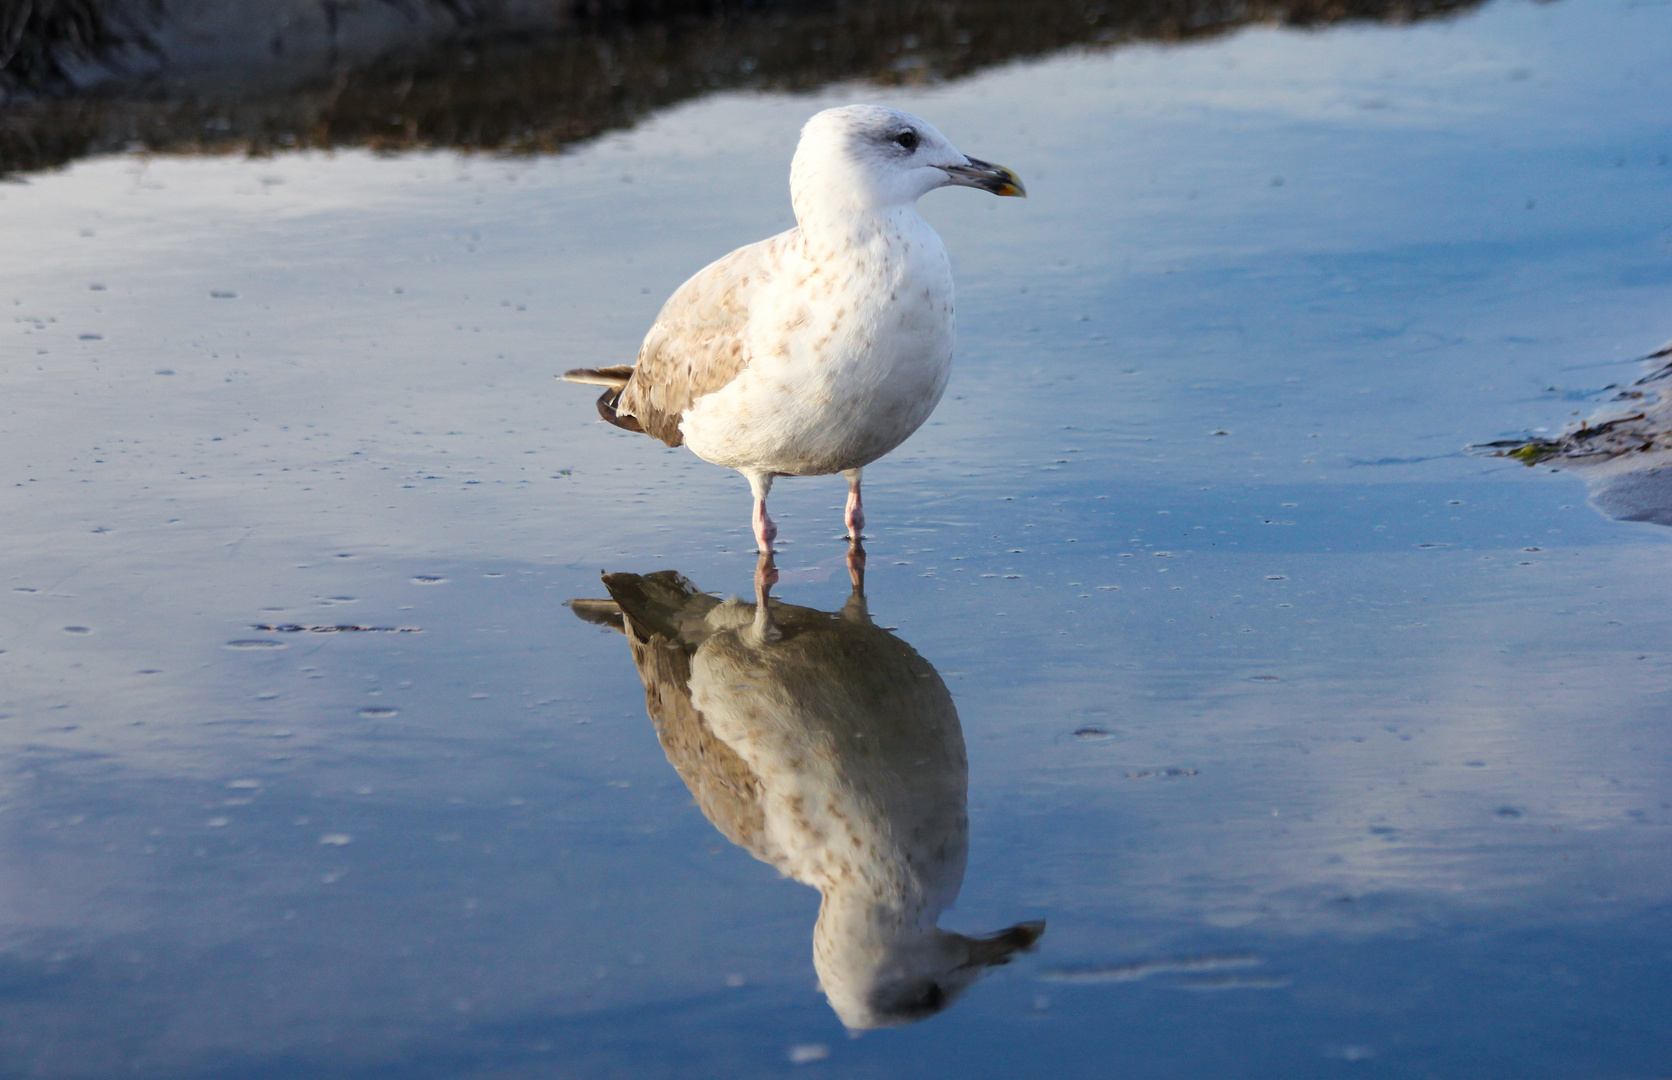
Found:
[570,549,1044,1028]
[562,104,1024,553]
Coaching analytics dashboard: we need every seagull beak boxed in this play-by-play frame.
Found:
[942,157,1026,197]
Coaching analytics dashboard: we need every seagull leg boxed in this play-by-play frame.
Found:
[746,470,777,554]
[843,467,865,541]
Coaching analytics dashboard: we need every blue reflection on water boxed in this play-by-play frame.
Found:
[2,0,1672,1075]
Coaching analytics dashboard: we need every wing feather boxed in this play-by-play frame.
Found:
[615,230,793,447]
[600,571,769,857]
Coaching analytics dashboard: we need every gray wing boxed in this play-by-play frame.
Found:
[615,230,793,447]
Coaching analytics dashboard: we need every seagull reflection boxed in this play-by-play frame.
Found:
[571,544,1043,1028]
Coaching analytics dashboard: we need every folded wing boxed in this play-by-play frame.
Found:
[608,232,790,447]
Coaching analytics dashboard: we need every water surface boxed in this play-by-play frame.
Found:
[2,0,1670,1075]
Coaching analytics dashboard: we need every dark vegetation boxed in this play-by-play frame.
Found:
[1,0,1485,175]
[0,0,126,98]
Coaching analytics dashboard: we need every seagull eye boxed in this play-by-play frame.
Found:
[894,130,919,151]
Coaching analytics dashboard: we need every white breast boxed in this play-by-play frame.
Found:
[680,208,955,476]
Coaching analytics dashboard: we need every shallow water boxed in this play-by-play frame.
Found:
[3,0,1671,1075]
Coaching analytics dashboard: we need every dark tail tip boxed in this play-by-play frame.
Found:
[597,386,645,433]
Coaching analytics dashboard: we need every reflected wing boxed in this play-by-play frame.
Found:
[602,571,769,855]
[614,230,793,447]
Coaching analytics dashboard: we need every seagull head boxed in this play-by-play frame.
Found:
[791,104,1025,223]
[816,918,1048,1030]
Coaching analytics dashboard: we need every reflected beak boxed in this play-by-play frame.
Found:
[962,919,1047,968]
[943,157,1026,197]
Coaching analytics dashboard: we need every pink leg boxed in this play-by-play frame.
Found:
[843,468,865,540]
[753,497,777,554]
[747,471,777,554]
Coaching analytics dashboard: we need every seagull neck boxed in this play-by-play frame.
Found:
[817,887,944,941]
[795,202,924,254]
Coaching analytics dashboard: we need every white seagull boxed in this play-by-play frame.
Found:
[562,104,1024,553]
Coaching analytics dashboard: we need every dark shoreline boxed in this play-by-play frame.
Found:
[2,0,1486,177]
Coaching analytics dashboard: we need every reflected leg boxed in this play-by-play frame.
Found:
[841,538,870,623]
[751,550,781,642]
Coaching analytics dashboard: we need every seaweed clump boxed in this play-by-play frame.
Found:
[1475,344,1672,467]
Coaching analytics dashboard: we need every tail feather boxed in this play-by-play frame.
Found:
[567,598,626,632]
[602,570,721,643]
[561,365,635,389]
[561,365,647,435]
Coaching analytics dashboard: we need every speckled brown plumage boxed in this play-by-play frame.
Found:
[615,240,787,447]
